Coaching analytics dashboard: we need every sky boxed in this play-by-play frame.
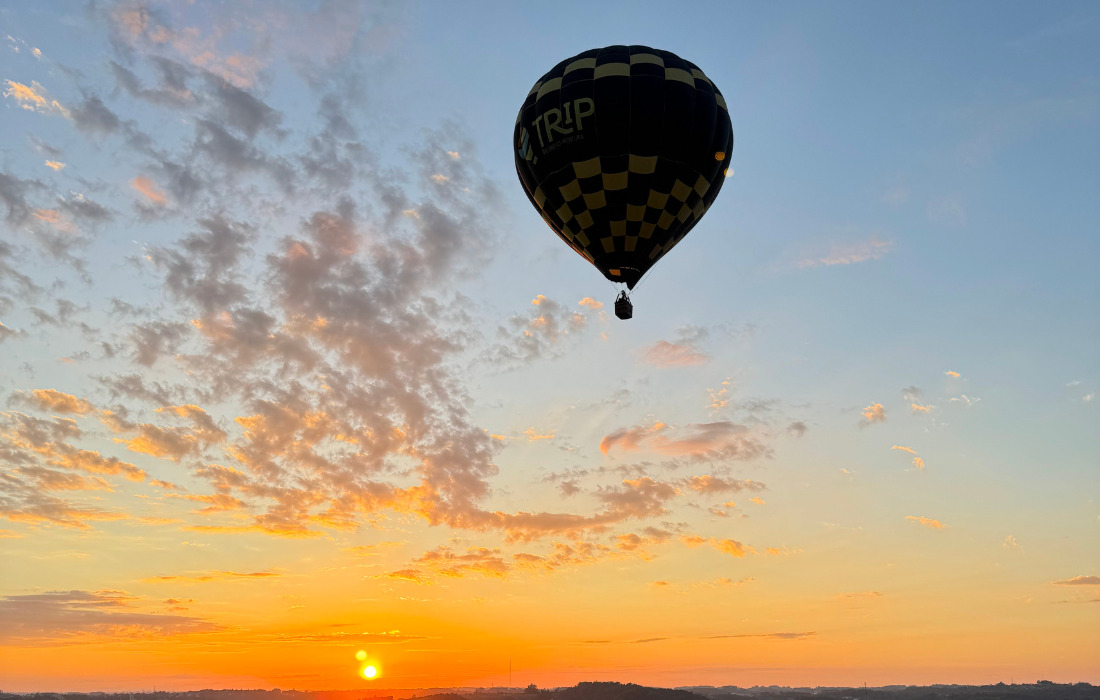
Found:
[0,0,1097,692]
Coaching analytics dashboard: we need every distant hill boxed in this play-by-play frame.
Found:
[549,682,705,700]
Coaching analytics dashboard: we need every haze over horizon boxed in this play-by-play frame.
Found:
[0,0,1097,692]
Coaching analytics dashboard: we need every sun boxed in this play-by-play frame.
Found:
[362,665,378,679]
[355,650,367,661]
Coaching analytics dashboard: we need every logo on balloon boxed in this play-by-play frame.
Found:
[527,98,595,155]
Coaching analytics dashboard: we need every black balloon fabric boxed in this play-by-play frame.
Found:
[515,45,733,289]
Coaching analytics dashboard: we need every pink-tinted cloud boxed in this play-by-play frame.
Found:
[131,176,168,204]
[578,297,603,309]
[641,340,709,367]
[796,236,891,269]
[684,475,766,494]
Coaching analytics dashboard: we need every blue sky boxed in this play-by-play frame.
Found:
[0,0,1097,691]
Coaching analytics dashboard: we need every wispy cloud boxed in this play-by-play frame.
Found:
[796,236,891,269]
[906,515,944,530]
[1051,575,1100,586]
[0,590,220,641]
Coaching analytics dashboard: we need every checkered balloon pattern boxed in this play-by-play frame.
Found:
[515,45,733,289]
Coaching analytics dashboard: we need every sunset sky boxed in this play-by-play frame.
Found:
[1,0,1097,692]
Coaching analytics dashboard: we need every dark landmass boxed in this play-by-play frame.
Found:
[2,681,1097,700]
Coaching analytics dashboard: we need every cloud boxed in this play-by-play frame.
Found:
[0,590,220,641]
[1002,535,1017,549]
[3,80,69,116]
[131,176,168,204]
[891,445,916,454]
[861,403,886,424]
[641,341,709,367]
[488,294,590,365]
[796,236,891,269]
[45,160,65,171]
[912,456,925,470]
[1051,575,1100,586]
[911,403,933,413]
[601,421,770,463]
[945,370,961,378]
[906,515,944,529]
[578,297,603,309]
[17,389,95,414]
[684,475,766,494]
[143,570,280,584]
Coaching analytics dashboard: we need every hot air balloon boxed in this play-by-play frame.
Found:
[514,45,733,319]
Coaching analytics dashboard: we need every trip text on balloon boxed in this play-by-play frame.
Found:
[530,98,595,149]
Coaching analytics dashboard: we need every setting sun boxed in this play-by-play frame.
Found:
[362,665,378,680]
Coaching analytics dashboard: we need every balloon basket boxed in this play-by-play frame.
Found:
[614,292,633,320]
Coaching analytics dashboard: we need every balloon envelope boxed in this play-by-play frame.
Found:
[514,45,733,289]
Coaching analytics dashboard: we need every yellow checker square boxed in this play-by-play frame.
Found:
[627,204,646,222]
[671,179,692,202]
[677,203,692,222]
[657,211,676,230]
[716,93,728,110]
[559,179,582,201]
[565,57,597,73]
[609,268,621,276]
[527,81,542,97]
[625,235,638,252]
[560,224,575,241]
[573,157,602,179]
[647,191,669,209]
[629,155,658,174]
[581,248,594,262]
[694,175,710,197]
[630,53,664,66]
[533,188,547,208]
[690,68,712,86]
[602,171,628,190]
[536,77,562,100]
[693,200,706,218]
[575,210,594,229]
[665,68,695,86]
[583,191,607,209]
[575,230,590,247]
[610,220,626,236]
[555,203,573,223]
[640,222,656,239]
[594,62,630,79]
[601,237,615,253]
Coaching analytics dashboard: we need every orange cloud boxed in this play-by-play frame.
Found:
[714,538,755,558]
[891,445,916,454]
[131,175,167,204]
[685,475,766,494]
[1051,575,1100,586]
[3,80,69,116]
[45,160,65,170]
[906,515,944,529]
[861,403,886,423]
[945,370,961,378]
[143,570,280,584]
[599,422,667,455]
[578,297,603,309]
[750,496,765,505]
[24,389,94,414]
[911,403,933,413]
[912,456,925,470]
